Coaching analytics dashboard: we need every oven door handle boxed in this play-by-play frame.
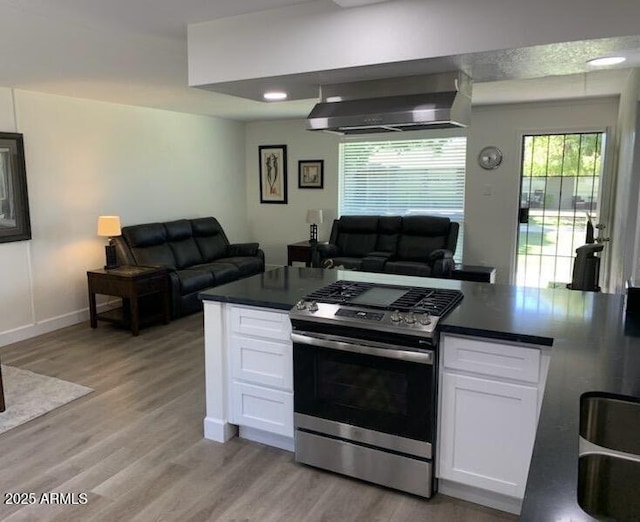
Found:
[291,332,433,365]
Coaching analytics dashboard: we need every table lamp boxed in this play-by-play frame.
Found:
[97,215,121,269]
[306,209,323,243]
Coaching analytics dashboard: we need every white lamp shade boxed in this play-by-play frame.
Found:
[306,209,324,225]
[97,215,122,237]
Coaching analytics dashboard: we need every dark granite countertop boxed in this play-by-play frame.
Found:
[199,266,640,521]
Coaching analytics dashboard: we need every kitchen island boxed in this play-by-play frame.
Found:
[199,266,640,521]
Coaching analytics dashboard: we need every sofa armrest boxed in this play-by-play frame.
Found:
[228,242,260,257]
[428,249,455,277]
[316,243,339,261]
[427,249,453,262]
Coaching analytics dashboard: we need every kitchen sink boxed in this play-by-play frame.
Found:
[578,393,640,520]
[580,392,640,455]
[578,454,640,521]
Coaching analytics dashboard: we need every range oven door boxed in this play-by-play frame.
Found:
[291,330,436,497]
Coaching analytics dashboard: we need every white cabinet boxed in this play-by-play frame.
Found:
[227,305,294,441]
[438,334,549,505]
[230,382,293,437]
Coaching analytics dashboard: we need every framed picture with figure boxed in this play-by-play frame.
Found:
[298,160,324,189]
[259,145,288,204]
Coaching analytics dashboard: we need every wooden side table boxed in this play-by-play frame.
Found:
[451,264,497,284]
[87,266,170,336]
[287,240,326,267]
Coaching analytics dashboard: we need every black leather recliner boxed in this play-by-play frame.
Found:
[114,217,265,318]
[317,215,459,278]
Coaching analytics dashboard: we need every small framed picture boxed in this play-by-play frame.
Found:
[298,160,324,189]
[259,145,288,204]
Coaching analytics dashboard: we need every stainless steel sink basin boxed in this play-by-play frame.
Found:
[580,393,640,455]
[578,454,640,521]
[578,393,640,520]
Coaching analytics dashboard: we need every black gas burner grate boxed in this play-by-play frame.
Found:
[304,280,463,317]
[304,281,374,303]
[391,287,463,316]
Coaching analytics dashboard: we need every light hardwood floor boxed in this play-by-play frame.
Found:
[0,314,517,522]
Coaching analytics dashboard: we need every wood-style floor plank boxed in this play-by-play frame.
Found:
[0,314,516,522]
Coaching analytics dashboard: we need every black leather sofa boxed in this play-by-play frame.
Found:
[114,217,264,318]
[317,215,459,278]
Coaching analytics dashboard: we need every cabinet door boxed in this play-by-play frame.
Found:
[439,372,538,499]
[229,334,292,390]
[230,382,293,437]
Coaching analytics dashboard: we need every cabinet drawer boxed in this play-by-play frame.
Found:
[443,335,540,383]
[230,334,292,390]
[230,306,291,341]
[230,382,293,437]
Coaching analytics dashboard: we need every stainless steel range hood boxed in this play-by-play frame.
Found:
[307,72,471,134]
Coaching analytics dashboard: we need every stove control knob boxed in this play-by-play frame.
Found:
[403,312,416,325]
[307,301,319,312]
[417,314,432,326]
[390,310,402,322]
[295,300,307,310]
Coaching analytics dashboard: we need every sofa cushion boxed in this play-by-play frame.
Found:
[121,222,177,268]
[403,215,451,236]
[192,217,229,261]
[336,216,379,257]
[175,269,214,294]
[397,216,450,261]
[165,219,192,241]
[130,244,177,268]
[169,238,203,269]
[165,220,203,269]
[376,216,402,253]
[123,223,166,247]
[209,263,242,285]
[216,256,264,277]
[190,262,241,285]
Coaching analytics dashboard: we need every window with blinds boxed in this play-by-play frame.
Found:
[339,136,466,261]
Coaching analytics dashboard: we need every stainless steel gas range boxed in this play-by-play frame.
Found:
[289,280,463,498]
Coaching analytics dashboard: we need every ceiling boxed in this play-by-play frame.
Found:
[0,0,638,122]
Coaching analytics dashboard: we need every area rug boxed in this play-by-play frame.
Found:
[0,365,93,435]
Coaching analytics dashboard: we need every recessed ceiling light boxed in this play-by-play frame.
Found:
[587,56,626,66]
[263,91,287,101]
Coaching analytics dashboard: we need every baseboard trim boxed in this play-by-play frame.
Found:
[437,479,522,515]
[239,426,294,452]
[203,417,238,443]
[0,302,119,348]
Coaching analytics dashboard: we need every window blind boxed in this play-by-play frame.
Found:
[339,137,466,261]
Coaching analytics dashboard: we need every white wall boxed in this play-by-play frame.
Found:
[246,98,619,283]
[0,89,247,346]
[609,70,640,290]
[464,98,619,284]
[245,120,339,266]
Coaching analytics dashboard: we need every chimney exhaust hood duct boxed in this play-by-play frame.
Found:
[306,72,471,134]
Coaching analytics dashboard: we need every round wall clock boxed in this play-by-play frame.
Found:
[478,146,503,170]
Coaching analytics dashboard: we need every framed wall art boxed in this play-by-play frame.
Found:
[298,160,324,189]
[259,145,288,204]
[0,132,31,243]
